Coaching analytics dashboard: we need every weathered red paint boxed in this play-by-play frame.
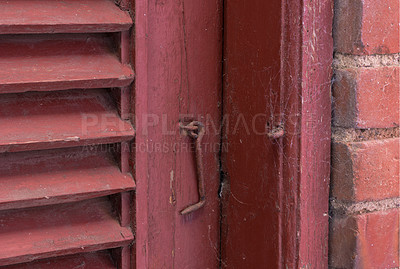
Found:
[0,0,333,266]
[0,35,134,94]
[3,251,116,269]
[297,1,332,266]
[0,146,135,211]
[0,0,132,34]
[0,198,133,267]
[135,0,222,267]
[0,89,134,153]
[119,20,133,268]
[223,0,332,267]
[222,1,282,267]
[0,0,135,267]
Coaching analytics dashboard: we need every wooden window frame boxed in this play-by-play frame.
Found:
[134,0,333,267]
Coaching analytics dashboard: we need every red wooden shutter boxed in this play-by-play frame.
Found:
[0,0,135,268]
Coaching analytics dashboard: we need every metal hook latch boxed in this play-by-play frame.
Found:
[179,121,206,215]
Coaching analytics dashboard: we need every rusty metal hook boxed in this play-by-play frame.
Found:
[179,121,206,215]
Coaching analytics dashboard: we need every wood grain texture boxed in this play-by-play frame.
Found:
[0,35,134,94]
[0,146,135,211]
[135,0,222,267]
[0,0,135,268]
[0,0,132,34]
[2,251,116,269]
[280,0,333,267]
[0,89,135,152]
[223,0,333,268]
[0,198,133,267]
[222,1,282,267]
[297,0,333,267]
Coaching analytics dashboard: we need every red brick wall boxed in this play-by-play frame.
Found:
[330,0,400,268]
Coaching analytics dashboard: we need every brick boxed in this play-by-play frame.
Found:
[333,67,400,128]
[331,138,400,202]
[334,0,400,55]
[330,209,400,269]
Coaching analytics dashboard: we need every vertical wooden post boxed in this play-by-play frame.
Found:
[120,26,132,269]
[121,30,131,121]
[223,0,333,268]
[120,27,131,229]
[297,0,333,267]
[135,0,149,267]
[135,0,222,267]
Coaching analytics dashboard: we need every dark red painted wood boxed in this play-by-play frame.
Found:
[222,1,282,267]
[0,89,134,153]
[0,0,135,267]
[0,35,134,94]
[0,198,133,267]
[280,0,333,267]
[0,0,132,34]
[297,0,333,267]
[3,251,116,269]
[135,0,222,267]
[223,0,333,268]
[0,146,135,211]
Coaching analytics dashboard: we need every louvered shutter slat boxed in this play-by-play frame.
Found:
[0,198,133,267]
[0,89,135,152]
[2,251,117,269]
[0,36,134,94]
[0,0,135,267]
[0,0,132,34]
[0,146,135,211]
